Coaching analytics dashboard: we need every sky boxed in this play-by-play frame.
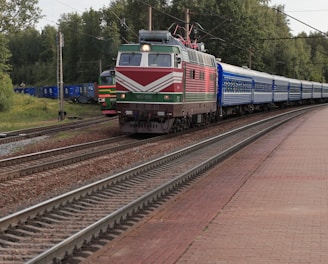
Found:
[37,0,111,30]
[37,0,328,35]
[270,0,328,35]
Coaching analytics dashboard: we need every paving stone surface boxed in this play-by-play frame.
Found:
[81,107,328,264]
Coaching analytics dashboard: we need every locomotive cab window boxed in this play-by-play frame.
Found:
[148,54,172,67]
[100,76,115,85]
[119,53,142,66]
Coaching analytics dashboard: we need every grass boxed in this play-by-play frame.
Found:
[0,93,102,132]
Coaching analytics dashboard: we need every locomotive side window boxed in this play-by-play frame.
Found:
[190,69,196,79]
[199,71,205,80]
[175,55,181,67]
[148,54,172,67]
[119,53,142,66]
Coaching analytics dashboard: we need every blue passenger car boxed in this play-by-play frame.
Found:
[217,63,253,108]
[301,80,313,100]
[14,86,43,97]
[273,75,289,103]
[252,71,274,104]
[14,87,24,93]
[322,83,328,99]
[288,79,302,102]
[78,83,97,103]
[23,87,37,96]
[312,82,322,99]
[64,85,81,101]
[43,86,58,99]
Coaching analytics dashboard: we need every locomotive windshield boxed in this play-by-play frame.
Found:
[119,53,142,66]
[99,70,115,85]
[118,52,172,67]
[148,54,171,67]
[100,75,114,85]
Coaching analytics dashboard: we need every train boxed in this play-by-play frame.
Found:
[115,29,328,134]
[14,69,116,116]
[14,71,117,117]
[97,69,117,115]
[13,83,98,103]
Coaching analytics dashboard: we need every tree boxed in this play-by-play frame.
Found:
[79,9,104,82]
[0,0,42,112]
[5,0,328,89]
[0,0,42,33]
[0,34,10,72]
[0,71,13,112]
[59,13,84,83]
[39,26,57,84]
[80,8,121,81]
[8,28,42,85]
[0,33,12,112]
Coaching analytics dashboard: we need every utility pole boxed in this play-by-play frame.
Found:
[57,30,65,120]
[185,9,190,43]
[99,59,102,76]
[148,6,152,31]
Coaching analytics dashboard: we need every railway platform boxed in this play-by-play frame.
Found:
[81,106,328,264]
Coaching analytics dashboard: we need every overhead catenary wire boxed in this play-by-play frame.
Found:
[273,7,328,38]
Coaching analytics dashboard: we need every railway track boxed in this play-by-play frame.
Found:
[0,111,259,182]
[0,134,155,182]
[0,106,315,264]
[0,116,113,145]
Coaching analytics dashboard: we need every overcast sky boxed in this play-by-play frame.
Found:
[37,0,328,35]
[270,0,328,35]
[37,0,111,30]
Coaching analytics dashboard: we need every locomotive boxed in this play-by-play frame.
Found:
[115,29,328,134]
[97,69,117,115]
[116,30,217,133]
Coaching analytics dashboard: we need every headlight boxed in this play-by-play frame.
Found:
[141,44,151,52]
[164,95,170,100]
[119,94,126,99]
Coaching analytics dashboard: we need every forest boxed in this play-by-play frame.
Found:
[2,0,328,110]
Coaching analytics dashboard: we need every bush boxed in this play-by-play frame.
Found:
[0,72,14,112]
